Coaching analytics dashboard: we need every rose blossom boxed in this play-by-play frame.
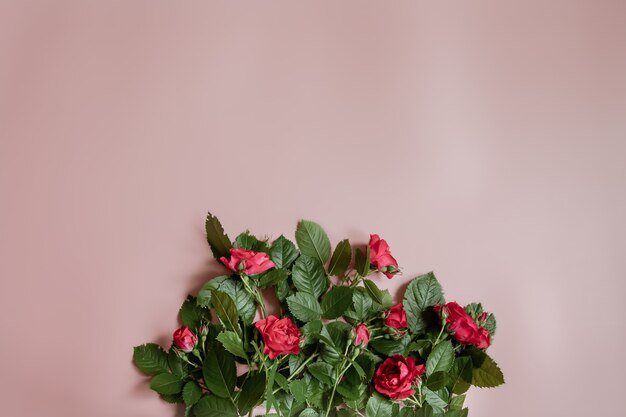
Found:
[434,302,491,349]
[373,355,426,399]
[255,315,301,359]
[354,324,370,347]
[173,326,197,352]
[384,303,408,329]
[220,248,275,275]
[369,234,399,278]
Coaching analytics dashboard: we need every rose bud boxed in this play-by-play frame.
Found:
[255,315,301,359]
[369,234,399,278]
[373,355,426,399]
[435,302,491,349]
[172,326,197,352]
[220,248,276,275]
[354,324,370,347]
[384,303,408,329]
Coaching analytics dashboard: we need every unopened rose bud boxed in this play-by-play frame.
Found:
[173,326,197,352]
[353,324,370,347]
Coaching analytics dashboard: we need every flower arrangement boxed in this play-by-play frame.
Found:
[133,212,504,417]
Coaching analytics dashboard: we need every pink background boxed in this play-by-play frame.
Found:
[1,2,625,417]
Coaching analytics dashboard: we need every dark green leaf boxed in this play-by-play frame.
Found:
[182,381,202,406]
[328,239,352,276]
[321,287,354,319]
[307,362,334,386]
[217,279,255,325]
[414,405,434,417]
[197,276,229,307]
[149,373,183,395]
[216,331,247,360]
[448,357,473,395]
[205,212,232,260]
[168,349,186,378]
[179,295,211,329]
[299,408,320,417]
[426,341,454,375]
[233,231,268,252]
[289,379,308,403]
[287,292,323,322]
[194,395,238,417]
[258,268,289,288]
[133,343,169,375]
[237,372,266,415]
[366,392,393,417]
[211,290,240,336]
[352,288,374,321]
[355,246,371,277]
[422,387,447,413]
[203,348,236,398]
[270,235,299,269]
[448,394,466,410]
[425,371,448,390]
[472,353,505,388]
[292,255,328,298]
[403,272,445,333]
[363,279,384,306]
[370,335,411,357]
[295,220,331,265]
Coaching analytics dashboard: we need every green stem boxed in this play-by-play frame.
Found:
[324,344,352,417]
[241,274,268,318]
[287,352,318,381]
[433,323,446,345]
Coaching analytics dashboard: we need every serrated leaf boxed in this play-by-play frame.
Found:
[270,235,300,269]
[352,288,374,321]
[205,212,232,260]
[369,335,411,357]
[197,276,230,307]
[355,246,371,277]
[448,356,473,395]
[258,268,289,288]
[426,340,454,376]
[216,331,247,360]
[422,387,447,413]
[299,408,320,417]
[307,362,334,386]
[194,395,238,417]
[287,292,323,322]
[289,379,308,403]
[217,279,255,325]
[295,220,331,265]
[425,371,448,390]
[363,279,384,306]
[366,392,393,417]
[237,372,266,415]
[484,313,497,339]
[292,255,328,298]
[133,343,169,375]
[471,353,505,388]
[233,231,268,252]
[150,373,183,395]
[328,239,352,276]
[168,349,186,378]
[179,295,211,329]
[321,286,354,319]
[182,381,202,406]
[203,348,236,398]
[403,272,445,333]
[211,290,241,336]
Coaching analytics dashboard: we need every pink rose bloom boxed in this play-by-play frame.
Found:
[255,315,301,359]
[220,248,275,275]
[434,302,491,349]
[369,234,399,278]
[173,326,197,352]
[385,303,408,329]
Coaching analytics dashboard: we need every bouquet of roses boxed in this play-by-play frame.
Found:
[133,212,504,417]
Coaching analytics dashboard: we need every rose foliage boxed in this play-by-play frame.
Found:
[133,212,504,417]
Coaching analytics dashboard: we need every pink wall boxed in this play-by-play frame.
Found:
[1,2,625,417]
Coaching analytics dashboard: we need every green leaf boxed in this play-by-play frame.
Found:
[205,212,232,260]
[211,290,240,336]
[472,353,505,388]
[217,279,255,325]
[307,362,334,386]
[197,276,229,307]
[168,349,186,378]
[403,272,445,333]
[237,372,266,415]
[449,394,466,410]
[270,235,299,269]
[414,405,435,417]
[484,313,497,338]
[321,286,354,319]
[425,371,448,390]
[363,279,384,305]
[179,295,211,329]
[299,408,320,417]
[355,246,371,277]
[289,379,308,403]
[194,395,238,417]
[216,331,248,360]
[426,341,454,376]
[258,268,289,288]
[287,292,323,322]
[448,356,473,395]
[328,239,352,276]
[149,373,183,395]
[182,381,202,406]
[352,288,374,321]
[233,231,268,252]
[203,348,236,398]
[422,387,447,413]
[300,319,323,345]
[366,392,393,417]
[369,335,411,356]
[295,220,331,265]
[133,343,169,375]
[292,255,328,298]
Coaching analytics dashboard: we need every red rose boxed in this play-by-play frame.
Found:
[385,303,408,329]
[435,302,491,349]
[373,355,426,399]
[255,315,301,359]
[354,324,370,347]
[220,248,276,275]
[369,234,399,278]
[173,326,197,352]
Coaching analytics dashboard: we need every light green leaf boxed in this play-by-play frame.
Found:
[472,353,505,388]
[423,387,447,413]
[403,272,445,333]
[211,290,240,336]
[194,395,238,417]
[426,340,454,376]
[287,292,323,322]
[149,373,183,395]
[366,392,393,417]
[237,372,266,415]
[205,212,232,260]
[321,286,354,319]
[133,343,169,375]
[328,239,352,276]
[449,394,466,410]
[289,379,308,403]
[270,235,299,269]
[182,381,202,406]
[216,331,247,360]
[484,313,497,339]
[203,348,236,398]
[307,362,334,386]
[292,255,328,298]
[295,220,331,265]
[299,408,320,417]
